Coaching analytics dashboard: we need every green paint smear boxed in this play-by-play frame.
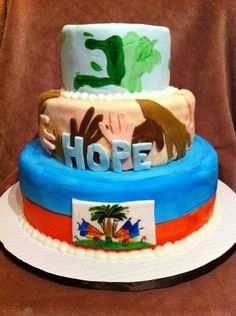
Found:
[60,31,67,45]
[121,32,162,92]
[168,58,171,70]
[84,32,94,37]
[90,61,103,72]
[74,240,153,250]
[74,35,125,90]
[73,31,162,92]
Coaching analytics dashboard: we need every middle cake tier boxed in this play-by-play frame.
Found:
[38,87,195,170]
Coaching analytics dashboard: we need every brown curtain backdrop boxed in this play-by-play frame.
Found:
[0,2,235,315]
[0,0,235,194]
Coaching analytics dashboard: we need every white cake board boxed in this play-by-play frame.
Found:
[0,181,235,290]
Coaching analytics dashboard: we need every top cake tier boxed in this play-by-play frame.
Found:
[61,24,171,94]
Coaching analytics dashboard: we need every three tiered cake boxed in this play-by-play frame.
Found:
[19,24,218,258]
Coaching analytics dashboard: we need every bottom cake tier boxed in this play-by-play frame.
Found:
[19,135,218,253]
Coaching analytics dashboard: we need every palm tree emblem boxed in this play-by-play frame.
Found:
[89,204,129,242]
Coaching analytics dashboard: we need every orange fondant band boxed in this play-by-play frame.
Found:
[22,195,72,243]
[22,195,216,247]
[156,196,215,245]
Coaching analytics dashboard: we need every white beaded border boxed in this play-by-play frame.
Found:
[60,86,178,101]
[17,199,220,261]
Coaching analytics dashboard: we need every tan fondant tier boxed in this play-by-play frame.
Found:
[39,88,195,169]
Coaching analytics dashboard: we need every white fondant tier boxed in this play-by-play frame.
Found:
[61,24,170,94]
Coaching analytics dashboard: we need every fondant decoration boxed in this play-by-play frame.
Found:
[69,118,78,167]
[62,134,152,172]
[111,140,131,172]
[132,119,164,152]
[61,24,170,93]
[99,111,134,170]
[86,143,110,172]
[39,114,56,152]
[99,111,135,143]
[38,90,63,158]
[132,143,152,171]
[38,88,195,168]
[38,90,60,115]
[52,128,65,161]
[136,99,191,159]
[72,199,155,249]
[179,89,196,137]
[69,107,103,165]
[19,136,218,224]
[62,133,85,169]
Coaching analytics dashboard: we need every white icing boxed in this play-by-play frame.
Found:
[18,201,220,261]
[60,86,178,100]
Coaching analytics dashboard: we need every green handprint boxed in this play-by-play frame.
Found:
[121,32,162,92]
[74,35,125,90]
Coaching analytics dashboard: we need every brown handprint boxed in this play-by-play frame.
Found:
[70,107,104,166]
[132,119,165,152]
[136,99,191,160]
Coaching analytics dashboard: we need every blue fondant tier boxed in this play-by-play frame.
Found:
[19,136,218,224]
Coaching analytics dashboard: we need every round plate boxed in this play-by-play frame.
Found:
[0,181,235,291]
